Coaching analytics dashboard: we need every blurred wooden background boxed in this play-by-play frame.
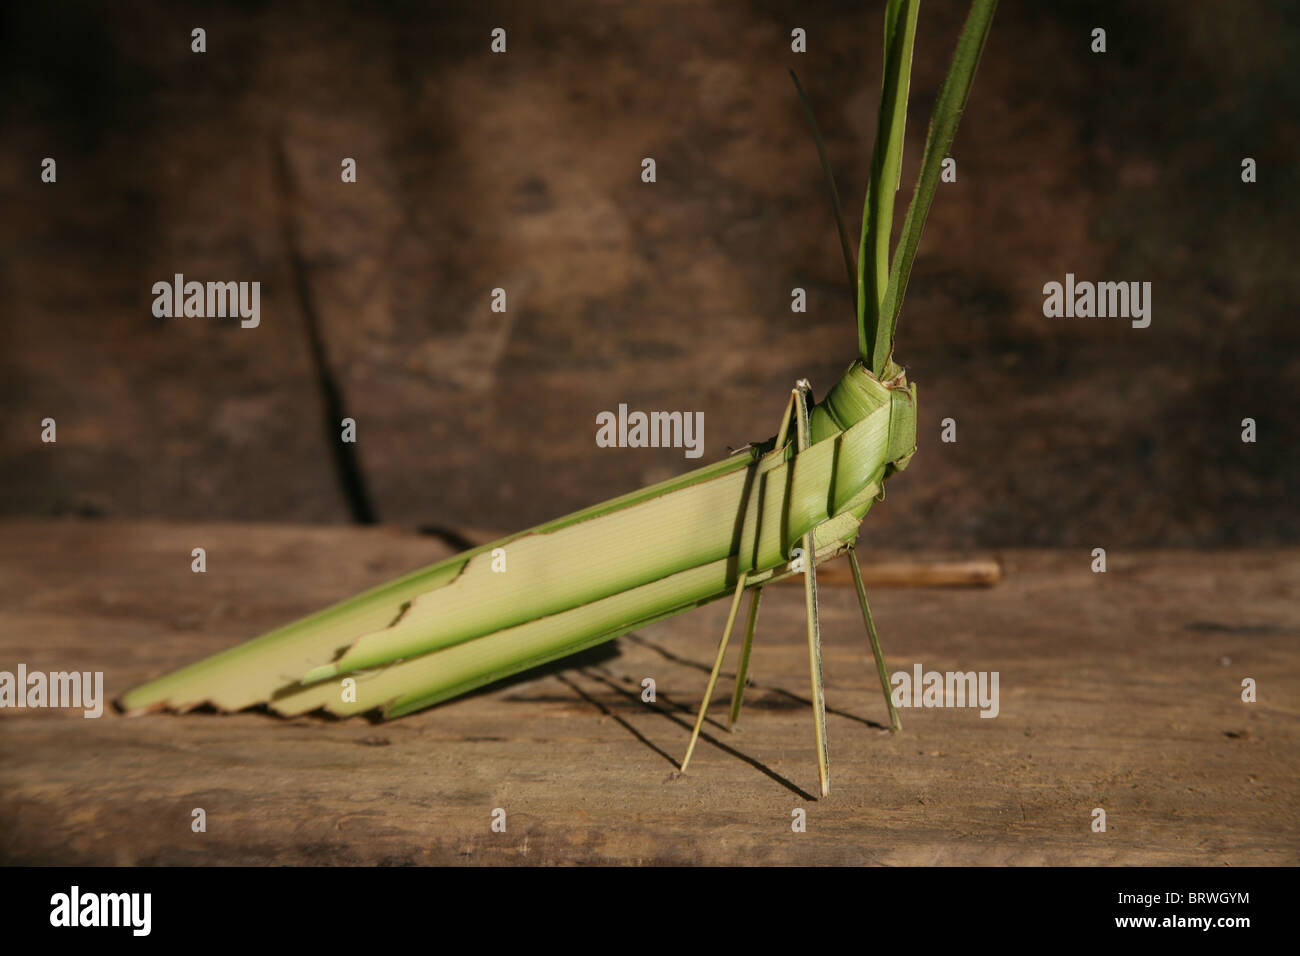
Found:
[2,0,1296,547]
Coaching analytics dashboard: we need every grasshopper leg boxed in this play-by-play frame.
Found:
[726,586,763,730]
[680,573,750,774]
[848,546,901,732]
[799,529,830,798]
[728,383,802,732]
[792,381,832,798]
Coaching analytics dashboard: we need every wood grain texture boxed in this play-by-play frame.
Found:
[1,520,1296,865]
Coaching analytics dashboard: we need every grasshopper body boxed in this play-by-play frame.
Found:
[121,0,997,795]
[119,363,913,719]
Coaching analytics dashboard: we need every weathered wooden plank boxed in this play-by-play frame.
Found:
[0,520,1296,865]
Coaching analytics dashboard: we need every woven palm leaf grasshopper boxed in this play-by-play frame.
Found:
[121,0,997,797]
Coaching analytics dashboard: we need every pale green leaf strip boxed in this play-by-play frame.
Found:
[116,558,466,714]
[274,559,739,718]
[319,464,758,675]
[117,444,755,713]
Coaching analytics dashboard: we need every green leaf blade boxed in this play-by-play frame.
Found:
[860,0,920,371]
[875,0,999,369]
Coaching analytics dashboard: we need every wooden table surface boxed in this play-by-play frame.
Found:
[1,520,1296,865]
